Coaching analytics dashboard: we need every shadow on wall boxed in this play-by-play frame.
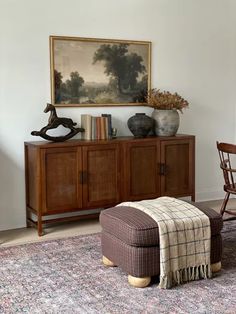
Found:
[0,148,26,231]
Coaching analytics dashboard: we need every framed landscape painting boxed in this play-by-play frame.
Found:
[50,36,151,107]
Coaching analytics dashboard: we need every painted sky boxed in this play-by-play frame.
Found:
[53,39,149,84]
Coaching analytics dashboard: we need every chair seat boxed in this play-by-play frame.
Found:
[100,202,223,247]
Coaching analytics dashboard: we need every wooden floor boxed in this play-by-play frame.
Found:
[0,218,101,247]
[1,198,236,247]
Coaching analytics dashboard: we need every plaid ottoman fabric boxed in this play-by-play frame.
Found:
[101,232,222,277]
[100,202,223,278]
[100,203,223,246]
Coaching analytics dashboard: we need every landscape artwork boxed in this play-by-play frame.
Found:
[50,36,151,106]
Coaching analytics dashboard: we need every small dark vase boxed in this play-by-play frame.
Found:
[127,113,154,138]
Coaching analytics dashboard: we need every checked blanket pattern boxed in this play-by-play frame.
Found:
[117,197,212,289]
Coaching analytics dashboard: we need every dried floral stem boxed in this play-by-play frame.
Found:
[146,89,189,113]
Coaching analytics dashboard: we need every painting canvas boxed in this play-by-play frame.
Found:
[50,36,151,107]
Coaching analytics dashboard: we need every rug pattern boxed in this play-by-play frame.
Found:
[0,221,236,314]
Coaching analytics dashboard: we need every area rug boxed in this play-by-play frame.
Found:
[0,222,236,314]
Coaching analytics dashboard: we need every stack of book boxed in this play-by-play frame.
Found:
[81,114,112,140]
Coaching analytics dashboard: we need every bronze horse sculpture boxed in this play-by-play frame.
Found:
[31,103,84,142]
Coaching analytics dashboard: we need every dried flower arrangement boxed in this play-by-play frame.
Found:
[146,89,189,113]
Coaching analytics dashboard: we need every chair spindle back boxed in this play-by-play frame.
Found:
[217,141,236,188]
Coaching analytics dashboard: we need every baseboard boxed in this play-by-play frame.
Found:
[196,189,225,202]
[0,208,102,232]
[0,222,25,233]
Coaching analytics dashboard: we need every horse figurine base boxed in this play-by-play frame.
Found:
[31,103,84,142]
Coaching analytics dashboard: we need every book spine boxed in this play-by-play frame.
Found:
[81,114,92,140]
[102,114,112,139]
[100,117,106,140]
[104,117,108,139]
[96,117,101,140]
[91,116,96,140]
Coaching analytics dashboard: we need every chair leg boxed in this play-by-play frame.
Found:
[220,192,230,216]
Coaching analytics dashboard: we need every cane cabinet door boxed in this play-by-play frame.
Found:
[41,147,83,213]
[123,140,161,201]
[82,144,120,208]
[160,138,195,199]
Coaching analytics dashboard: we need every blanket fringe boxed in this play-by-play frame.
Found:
[159,264,212,289]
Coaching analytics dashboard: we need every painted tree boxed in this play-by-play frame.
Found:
[54,70,63,102]
[54,70,63,89]
[122,53,146,90]
[93,44,146,94]
[66,71,84,98]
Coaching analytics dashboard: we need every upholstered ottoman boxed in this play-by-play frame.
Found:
[100,202,223,288]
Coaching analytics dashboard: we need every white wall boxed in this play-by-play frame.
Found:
[1,0,236,231]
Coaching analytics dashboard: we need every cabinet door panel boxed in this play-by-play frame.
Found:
[41,147,82,213]
[160,139,194,198]
[82,144,120,208]
[124,140,160,201]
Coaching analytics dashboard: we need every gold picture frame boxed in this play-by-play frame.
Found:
[50,36,151,107]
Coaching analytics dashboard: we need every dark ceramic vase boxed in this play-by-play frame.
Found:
[127,113,154,138]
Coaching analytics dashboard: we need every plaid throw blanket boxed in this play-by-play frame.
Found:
[117,197,212,289]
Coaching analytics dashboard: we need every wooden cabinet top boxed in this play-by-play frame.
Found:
[25,134,195,148]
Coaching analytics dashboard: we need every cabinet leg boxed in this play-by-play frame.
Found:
[37,213,43,236]
[191,193,195,202]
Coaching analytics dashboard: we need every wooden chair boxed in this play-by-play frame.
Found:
[217,141,236,217]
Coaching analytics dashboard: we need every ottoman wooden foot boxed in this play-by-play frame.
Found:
[211,261,221,273]
[102,256,116,267]
[128,275,151,288]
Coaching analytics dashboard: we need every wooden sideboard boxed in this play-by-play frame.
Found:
[25,134,195,236]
